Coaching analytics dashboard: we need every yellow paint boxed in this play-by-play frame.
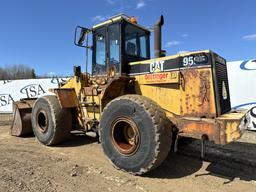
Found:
[62,77,81,95]
[134,80,181,115]
[225,121,240,143]
[83,95,101,120]
[132,67,215,117]
[217,110,247,143]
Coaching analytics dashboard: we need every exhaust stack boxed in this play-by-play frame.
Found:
[154,15,164,58]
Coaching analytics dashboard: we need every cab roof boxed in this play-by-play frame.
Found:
[92,13,150,32]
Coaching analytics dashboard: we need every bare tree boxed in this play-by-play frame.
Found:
[0,64,36,80]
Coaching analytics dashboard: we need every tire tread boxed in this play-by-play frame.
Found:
[100,94,172,175]
[32,95,71,146]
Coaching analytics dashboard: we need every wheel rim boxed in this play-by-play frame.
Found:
[36,110,48,133]
[111,117,140,156]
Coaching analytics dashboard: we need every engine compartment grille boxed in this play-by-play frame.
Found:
[214,62,231,115]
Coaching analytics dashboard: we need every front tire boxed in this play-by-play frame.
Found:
[99,95,172,175]
[31,95,72,146]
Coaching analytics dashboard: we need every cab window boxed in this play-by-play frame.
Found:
[125,24,148,59]
[94,27,106,75]
[109,24,120,73]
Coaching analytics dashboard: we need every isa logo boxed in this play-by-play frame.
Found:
[20,84,46,98]
[51,76,68,84]
[240,59,256,71]
[0,94,14,107]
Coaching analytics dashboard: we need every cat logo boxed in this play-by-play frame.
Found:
[150,61,164,73]
[222,81,227,100]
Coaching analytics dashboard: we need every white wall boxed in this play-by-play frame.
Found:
[0,77,68,113]
[227,59,256,129]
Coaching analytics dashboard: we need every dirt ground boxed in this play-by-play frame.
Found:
[0,114,256,192]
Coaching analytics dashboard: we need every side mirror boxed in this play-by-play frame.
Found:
[74,26,91,47]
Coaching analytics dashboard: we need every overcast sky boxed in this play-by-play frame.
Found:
[0,0,255,76]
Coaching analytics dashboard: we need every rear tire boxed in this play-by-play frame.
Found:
[31,95,72,146]
[99,95,172,175]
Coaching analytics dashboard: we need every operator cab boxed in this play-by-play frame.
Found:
[75,14,150,76]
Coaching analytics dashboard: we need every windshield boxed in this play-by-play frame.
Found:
[125,24,148,59]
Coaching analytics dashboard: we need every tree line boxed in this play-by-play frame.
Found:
[0,64,36,80]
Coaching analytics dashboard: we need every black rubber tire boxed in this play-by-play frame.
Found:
[31,95,72,146]
[99,94,172,175]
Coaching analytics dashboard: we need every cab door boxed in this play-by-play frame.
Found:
[93,27,107,76]
[108,23,121,74]
[93,23,121,76]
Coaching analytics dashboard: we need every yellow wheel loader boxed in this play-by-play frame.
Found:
[11,14,249,175]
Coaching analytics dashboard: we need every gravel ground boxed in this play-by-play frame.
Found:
[0,114,256,192]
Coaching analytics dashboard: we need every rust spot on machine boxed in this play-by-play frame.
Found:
[180,68,215,118]
[173,110,248,144]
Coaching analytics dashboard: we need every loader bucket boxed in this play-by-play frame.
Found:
[10,99,36,136]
